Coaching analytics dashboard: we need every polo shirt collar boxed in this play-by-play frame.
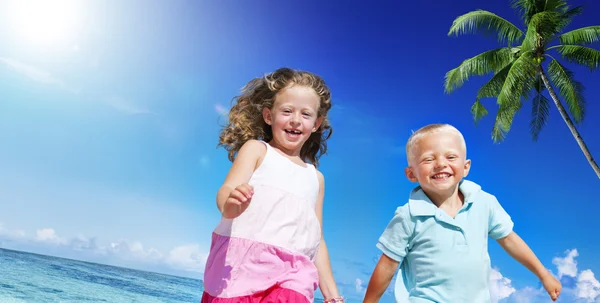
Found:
[408,179,481,217]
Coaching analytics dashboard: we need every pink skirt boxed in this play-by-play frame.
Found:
[202,286,310,303]
[203,233,319,302]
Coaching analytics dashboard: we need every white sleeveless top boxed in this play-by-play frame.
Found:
[213,141,322,261]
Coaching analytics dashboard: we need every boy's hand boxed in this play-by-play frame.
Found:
[222,184,254,219]
[541,274,562,301]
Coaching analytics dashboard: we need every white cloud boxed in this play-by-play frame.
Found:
[35,228,66,245]
[165,244,207,273]
[107,239,163,263]
[496,249,600,303]
[549,249,600,302]
[355,278,365,293]
[489,268,516,303]
[0,223,26,240]
[506,287,545,303]
[69,235,99,251]
[554,249,579,278]
[576,270,600,302]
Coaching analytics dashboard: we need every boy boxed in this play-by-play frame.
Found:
[363,124,561,302]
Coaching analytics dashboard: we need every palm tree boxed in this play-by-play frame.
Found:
[444,0,600,178]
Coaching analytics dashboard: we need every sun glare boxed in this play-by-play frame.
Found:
[9,0,84,47]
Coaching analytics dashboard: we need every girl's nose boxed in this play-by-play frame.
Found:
[290,113,301,124]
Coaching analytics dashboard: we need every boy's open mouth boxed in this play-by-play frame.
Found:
[431,173,452,180]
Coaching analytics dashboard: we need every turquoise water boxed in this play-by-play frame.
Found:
[0,248,203,303]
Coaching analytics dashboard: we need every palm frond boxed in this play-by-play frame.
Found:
[511,0,569,25]
[540,0,570,13]
[511,0,541,25]
[530,75,551,140]
[476,62,513,100]
[547,60,586,122]
[471,60,516,126]
[555,45,600,71]
[448,10,523,45]
[491,52,538,142]
[492,101,522,142]
[471,100,489,124]
[444,48,514,93]
[559,26,600,45]
[521,11,564,52]
[497,52,538,107]
[556,6,584,30]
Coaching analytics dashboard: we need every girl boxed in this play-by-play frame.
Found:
[202,68,343,303]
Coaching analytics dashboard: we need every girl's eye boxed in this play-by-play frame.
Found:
[302,112,311,117]
[282,109,291,113]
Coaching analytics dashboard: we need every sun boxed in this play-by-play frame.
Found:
[8,0,85,47]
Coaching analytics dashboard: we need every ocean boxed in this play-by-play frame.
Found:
[0,248,203,303]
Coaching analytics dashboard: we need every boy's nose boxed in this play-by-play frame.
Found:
[435,158,447,168]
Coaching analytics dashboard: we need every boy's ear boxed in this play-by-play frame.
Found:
[312,116,323,132]
[405,167,418,182]
[463,159,472,177]
[262,107,272,125]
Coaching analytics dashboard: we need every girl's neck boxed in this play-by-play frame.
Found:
[268,140,301,158]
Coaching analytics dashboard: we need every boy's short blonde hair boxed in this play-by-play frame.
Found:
[406,124,467,163]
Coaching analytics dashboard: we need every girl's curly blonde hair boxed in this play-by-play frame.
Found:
[218,67,333,167]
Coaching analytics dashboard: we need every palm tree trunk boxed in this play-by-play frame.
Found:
[539,68,600,179]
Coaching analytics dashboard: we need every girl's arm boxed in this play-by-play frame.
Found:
[216,140,265,216]
[364,254,399,303]
[497,232,561,301]
[314,170,342,301]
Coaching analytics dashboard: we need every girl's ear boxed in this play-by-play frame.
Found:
[262,107,272,125]
[312,116,323,132]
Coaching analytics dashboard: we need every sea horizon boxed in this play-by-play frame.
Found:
[0,247,204,303]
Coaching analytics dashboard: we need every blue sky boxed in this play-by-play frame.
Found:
[1,0,599,302]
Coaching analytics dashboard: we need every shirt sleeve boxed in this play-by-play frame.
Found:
[488,196,514,240]
[376,206,412,263]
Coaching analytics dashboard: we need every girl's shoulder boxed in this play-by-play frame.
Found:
[240,139,268,153]
[236,139,268,169]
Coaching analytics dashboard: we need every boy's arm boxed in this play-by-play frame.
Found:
[365,204,412,302]
[364,254,399,303]
[314,171,341,301]
[497,232,562,301]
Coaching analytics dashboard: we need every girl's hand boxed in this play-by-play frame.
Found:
[541,273,562,301]
[222,184,254,219]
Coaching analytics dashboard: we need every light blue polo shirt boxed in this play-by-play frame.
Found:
[377,180,514,303]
